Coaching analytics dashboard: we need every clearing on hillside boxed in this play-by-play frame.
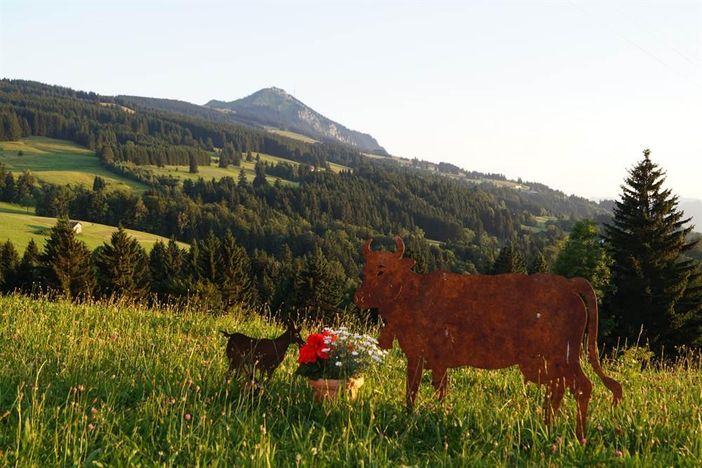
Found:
[0,201,184,252]
[0,137,147,192]
[266,128,319,144]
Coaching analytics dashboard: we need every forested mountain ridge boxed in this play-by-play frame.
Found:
[1,78,613,312]
[205,87,387,154]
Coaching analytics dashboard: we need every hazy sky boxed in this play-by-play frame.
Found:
[1,0,701,200]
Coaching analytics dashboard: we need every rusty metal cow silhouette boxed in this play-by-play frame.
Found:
[354,237,622,442]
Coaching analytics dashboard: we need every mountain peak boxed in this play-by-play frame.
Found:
[205,88,386,154]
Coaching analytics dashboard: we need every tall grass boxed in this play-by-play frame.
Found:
[0,294,700,465]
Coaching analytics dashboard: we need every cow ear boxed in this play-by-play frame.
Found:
[362,239,373,257]
[394,236,405,258]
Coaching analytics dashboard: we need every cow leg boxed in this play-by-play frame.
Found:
[568,367,592,444]
[406,356,424,410]
[431,367,449,401]
[544,377,566,426]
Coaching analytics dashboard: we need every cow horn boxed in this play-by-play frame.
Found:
[394,236,405,258]
[362,239,373,256]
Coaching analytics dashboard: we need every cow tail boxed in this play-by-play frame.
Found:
[572,277,623,406]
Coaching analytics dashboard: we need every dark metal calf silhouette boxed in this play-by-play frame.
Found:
[221,322,304,386]
[354,237,622,443]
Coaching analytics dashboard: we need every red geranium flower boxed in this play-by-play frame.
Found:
[298,343,318,363]
[298,333,334,363]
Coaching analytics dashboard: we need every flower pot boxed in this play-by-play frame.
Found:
[308,376,365,401]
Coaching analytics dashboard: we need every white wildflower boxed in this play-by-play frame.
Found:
[335,361,343,367]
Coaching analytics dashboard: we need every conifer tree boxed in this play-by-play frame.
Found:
[490,243,527,274]
[99,146,114,165]
[17,239,40,293]
[253,162,268,188]
[197,231,221,283]
[528,251,549,274]
[605,150,702,352]
[93,176,107,191]
[218,231,253,307]
[0,240,20,292]
[237,169,247,187]
[93,227,149,299]
[189,153,199,174]
[149,240,176,298]
[291,249,346,320]
[2,172,15,202]
[40,218,94,298]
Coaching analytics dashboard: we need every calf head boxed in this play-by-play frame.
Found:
[354,237,416,311]
[285,322,305,346]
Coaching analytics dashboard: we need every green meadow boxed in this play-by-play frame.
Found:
[0,295,699,465]
[266,128,319,144]
[150,153,299,187]
[0,202,183,252]
[0,137,147,192]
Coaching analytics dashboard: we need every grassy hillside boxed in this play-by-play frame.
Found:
[266,128,318,144]
[0,137,147,192]
[148,156,298,186]
[0,202,184,251]
[148,151,349,184]
[0,295,699,465]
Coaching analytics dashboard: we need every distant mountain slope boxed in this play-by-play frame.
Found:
[205,87,386,154]
[116,95,253,126]
[681,199,702,230]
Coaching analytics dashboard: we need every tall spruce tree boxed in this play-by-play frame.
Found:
[149,239,185,299]
[291,249,346,320]
[528,251,549,274]
[605,150,702,352]
[490,243,527,274]
[17,239,40,293]
[93,227,149,299]
[218,231,253,307]
[40,218,94,298]
[0,240,20,292]
[188,154,199,174]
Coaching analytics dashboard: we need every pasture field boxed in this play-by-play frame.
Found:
[149,152,348,184]
[266,128,318,144]
[147,154,299,187]
[0,137,147,192]
[0,295,700,465]
[0,202,184,251]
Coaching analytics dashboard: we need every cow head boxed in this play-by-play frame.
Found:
[354,237,416,310]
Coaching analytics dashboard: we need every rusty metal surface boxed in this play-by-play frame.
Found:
[354,237,622,442]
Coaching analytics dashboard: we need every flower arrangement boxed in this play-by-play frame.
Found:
[295,327,388,380]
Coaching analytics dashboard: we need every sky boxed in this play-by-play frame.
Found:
[1,0,701,200]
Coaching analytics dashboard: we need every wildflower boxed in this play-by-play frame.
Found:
[184,413,192,421]
[614,450,623,458]
[90,407,98,415]
[88,423,95,430]
[335,361,342,367]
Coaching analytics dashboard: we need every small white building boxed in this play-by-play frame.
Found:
[69,221,82,235]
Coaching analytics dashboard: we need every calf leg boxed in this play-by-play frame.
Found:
[568,367,593,444]
[406,356,424,410]
[431,367,449,401]
[543,377,566,426]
